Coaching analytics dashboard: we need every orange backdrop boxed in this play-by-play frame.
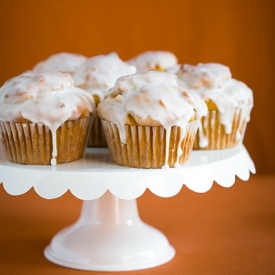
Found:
[0,0,274,173]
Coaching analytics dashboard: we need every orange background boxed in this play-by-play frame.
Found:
[0,0,275,174]
[1,2,275,274]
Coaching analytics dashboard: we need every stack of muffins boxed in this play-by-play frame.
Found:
[0,51,254,168]
[73,52,136,147]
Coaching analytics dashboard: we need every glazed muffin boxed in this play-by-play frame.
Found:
[127,51,179,73]
[73,52,136,147]
[177,63,253,150]
[0,71,95,165]
[97,71,207,168]
[32,52,87,75]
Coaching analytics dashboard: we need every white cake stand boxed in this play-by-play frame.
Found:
[0,145,255,271]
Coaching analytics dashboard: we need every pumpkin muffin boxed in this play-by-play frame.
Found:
[97,71,207,168]
[177,63,253,149]
[0,71,95,165]
[33,52,87,75]
[127,51,179,73]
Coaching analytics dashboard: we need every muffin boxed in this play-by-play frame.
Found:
[0,71,95,165]
[127,51,179,73]
[97,71,207,168]
[32,52,87,75]
[177,63,254,150]
[73,52,136,147]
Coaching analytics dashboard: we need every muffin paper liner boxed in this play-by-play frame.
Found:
[87,114,107,147]
[193,108,247,150]
[101,120,198,168]
[0,117,90,165]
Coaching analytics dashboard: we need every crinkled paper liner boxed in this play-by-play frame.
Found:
[101,121,198,168]
[0,117,90,165]
[193,108,247,150]
[87,114,107,147]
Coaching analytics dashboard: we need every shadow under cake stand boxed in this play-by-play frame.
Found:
[0,144,255,272]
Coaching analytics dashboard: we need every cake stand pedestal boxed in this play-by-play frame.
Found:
[0,144,255,272]
[44,191,175,271]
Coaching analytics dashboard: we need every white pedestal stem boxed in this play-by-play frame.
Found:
[44,191,175,271]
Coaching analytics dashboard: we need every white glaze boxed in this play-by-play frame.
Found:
[127,51,179,73]
[97,71,207,168]
[73,52,136,103]
[177,63,253,147]
[0,71,95,165]
[32,52,87,74]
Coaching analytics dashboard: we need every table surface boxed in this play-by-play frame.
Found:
[0,174,275,275]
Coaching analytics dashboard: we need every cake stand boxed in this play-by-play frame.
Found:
[0,144,255,272]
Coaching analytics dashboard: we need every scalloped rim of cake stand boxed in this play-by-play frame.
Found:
[0,144,255,200]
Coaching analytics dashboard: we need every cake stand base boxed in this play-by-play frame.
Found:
[44,191,175,271]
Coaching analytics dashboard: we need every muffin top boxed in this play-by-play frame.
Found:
[127,51,179,73]
[97,71,207,143]
[177,63,253,107]
[177,63,232,89]
[0,71,95,127]
[73,52,136,103]
[32,52,87,74]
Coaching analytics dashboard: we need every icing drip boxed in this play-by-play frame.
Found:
[177,63,253,147]
[97,71,207,168]
[51,128,58,165]
[198,122,208,148]
[32,52,87,74]
[0,71,95,165]
[127,51,179,73]
[73,52,136,103]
